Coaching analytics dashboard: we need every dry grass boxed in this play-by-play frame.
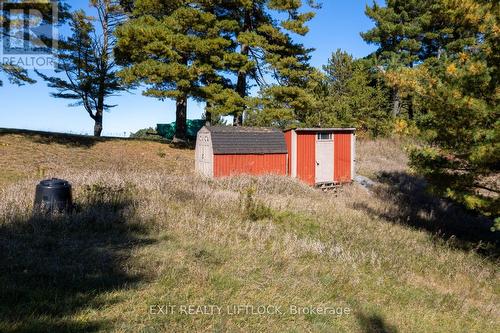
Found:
[0,129,193,186]
[356,136,411,178]
[0,129,498,332]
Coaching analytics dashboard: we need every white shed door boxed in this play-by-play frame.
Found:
[197,134,212,176]
[315,135,334,183]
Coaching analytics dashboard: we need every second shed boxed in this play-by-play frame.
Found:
[195,126,288,178]
[284,128,355,185]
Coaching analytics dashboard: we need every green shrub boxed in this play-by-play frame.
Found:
[240,183,274,221]
[129,127,163,140]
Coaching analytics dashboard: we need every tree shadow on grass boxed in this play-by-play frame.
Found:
[357,312,398,333]
[168,140,195,150]
[0,128,191,150]
[0,184,155,333]
[0,128,100,148]
[353,171,499,259]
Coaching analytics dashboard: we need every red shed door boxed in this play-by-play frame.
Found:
[296,133,316,185]
[334,133,351,182]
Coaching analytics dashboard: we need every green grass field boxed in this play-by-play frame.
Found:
[0,128,498,332]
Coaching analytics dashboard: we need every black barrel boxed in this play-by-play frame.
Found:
[34,178,73,213]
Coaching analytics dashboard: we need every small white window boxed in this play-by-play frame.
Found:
[317,133,332,141]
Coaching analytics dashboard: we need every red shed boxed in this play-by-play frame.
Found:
[195,126,288,178]
[284,128,356,186]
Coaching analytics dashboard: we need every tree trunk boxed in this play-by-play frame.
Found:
[95,75,105,137]
[205,113,211,126]
[408,96,414,120]
[233,10,251,127]
[407,63,414,120]
[174,94,187,142]
[94,2,108,138]
[94,111,103,137]
[391,88,401,117]
[205,103,212,126]
[233,43,249,126]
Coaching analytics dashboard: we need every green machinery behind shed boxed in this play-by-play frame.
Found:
[156,119,205,141]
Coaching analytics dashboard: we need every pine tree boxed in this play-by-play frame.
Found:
[209,0,319,126]
[361,0,430,119]
[36,1,124,136]
[384,0,499,219]
[115,0,237,141]
[305,50,391,136]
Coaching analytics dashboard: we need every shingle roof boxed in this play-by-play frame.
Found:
[284,128,356,132]
[206,126,287,155]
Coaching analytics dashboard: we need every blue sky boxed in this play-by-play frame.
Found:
[0,1,379,136]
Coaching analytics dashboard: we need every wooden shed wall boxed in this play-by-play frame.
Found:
[296,132,316,185]
[213,154,287,177]
[284,131,292,176]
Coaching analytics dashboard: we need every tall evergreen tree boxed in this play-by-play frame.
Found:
[308,50,390,136]
[361,0,429,118]
[208,0,318,126]
[37,0,125,136]
[384,0,499,219]
[115,0,237,141]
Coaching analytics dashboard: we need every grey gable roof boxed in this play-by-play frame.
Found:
[206,126,287,155]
